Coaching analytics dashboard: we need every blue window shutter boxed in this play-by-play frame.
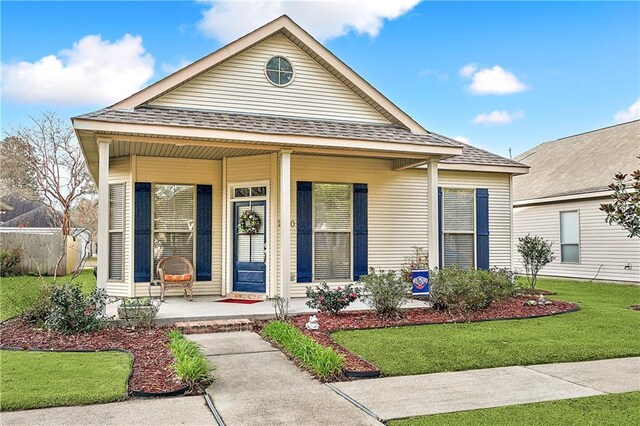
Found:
[438,187,443,269]
[353,183,368,281]
[196,185,212,281]
[296,182,313,283]
[134,183,152,282]
[476,188,490,270]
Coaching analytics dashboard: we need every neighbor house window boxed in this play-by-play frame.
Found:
[153,184,195,278]
[265,56,294,86]
[313,183,351,280]
[108,183,125,281]
[560,210,580,263]
[442,188,475,269]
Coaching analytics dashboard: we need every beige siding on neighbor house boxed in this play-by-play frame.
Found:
[132,156,224,296]
[513,197,640,283]
[107,157,131,297]
[149,34,390,124]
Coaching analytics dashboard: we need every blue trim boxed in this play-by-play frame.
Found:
[476,188,490,270]
[196,185,212,281]
[353,183,368,281]
[296,182,313,283]
[134,182,152,282]
[438,187,443,269]
[233,200,266,292]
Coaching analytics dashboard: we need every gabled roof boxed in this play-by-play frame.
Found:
[0,195,60,228]
[110,15,426,134]
[514,120,640,202]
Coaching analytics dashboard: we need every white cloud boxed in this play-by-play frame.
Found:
[197,0,422,43]
[161,58,192,75]
[473,110,524,125]
[459,64,528,95]
[453,135,470,144]
[614,98,640,123]
[1,34,155,106]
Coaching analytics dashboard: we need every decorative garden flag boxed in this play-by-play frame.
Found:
[411,269,430,295]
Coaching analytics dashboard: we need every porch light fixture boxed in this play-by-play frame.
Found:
[265,56,294,87]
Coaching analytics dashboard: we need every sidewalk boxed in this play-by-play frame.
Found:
[189,332,381,426]
[332,357,640,421]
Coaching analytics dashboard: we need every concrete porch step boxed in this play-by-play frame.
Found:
[176,319,254,334]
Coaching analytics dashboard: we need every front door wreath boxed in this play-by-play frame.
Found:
[238,210,261,235]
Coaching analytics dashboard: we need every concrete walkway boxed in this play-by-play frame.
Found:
[0,396,214,426]
[332,357,640,421]
[189,332,381,426]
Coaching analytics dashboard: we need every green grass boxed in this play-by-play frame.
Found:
[168,330,213,391]
[0,269,96,321]
[332,279,640,376]
[389,391,640,426]
[262,320,343,380]
[0,350,131,411]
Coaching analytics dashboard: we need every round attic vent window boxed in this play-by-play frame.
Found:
[265,56,294,86]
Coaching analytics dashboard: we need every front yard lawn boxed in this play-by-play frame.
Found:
[0,350,131,411]
[332,279,640,376]
[0,269,96,321]
[389,391,640,426]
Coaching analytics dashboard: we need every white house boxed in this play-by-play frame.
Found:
[72,15,528,299]
[513,120,640,283]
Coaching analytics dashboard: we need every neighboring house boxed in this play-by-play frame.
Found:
[72,15,528,298]
[513,120,640,283]
[0,195,59,228]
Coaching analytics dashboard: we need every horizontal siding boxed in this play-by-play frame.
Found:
[514,198,640,283]
[226,154,272,182]
[150,33,390,124]
[439,171,513,270]
[108,158,131,296]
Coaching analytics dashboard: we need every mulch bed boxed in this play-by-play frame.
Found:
[0,320,183,395]
[258,296,579,378]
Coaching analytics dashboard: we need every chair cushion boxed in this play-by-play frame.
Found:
[164,273,192,282]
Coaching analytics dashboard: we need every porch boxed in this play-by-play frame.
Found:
[106,295,427,324]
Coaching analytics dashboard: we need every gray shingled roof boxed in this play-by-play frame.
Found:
[514,120,640,201]
[77,106,524,168]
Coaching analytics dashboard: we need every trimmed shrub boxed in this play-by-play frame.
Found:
[262,320,343,380]
[305,283,360,315]
[43,284,109,334]
[168,330,213,393]
[359,268,410,318]
[0,248,22,276]
[430,266,515,312]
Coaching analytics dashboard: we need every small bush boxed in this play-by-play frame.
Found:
[430,266,515,312]
[400,246,429,283]
[517,234,555,292]
[262,320,343,380]
[0,249,22,276]
[43,284,109,334]
[168,330,213,393]
[305,283,360,315]
[117,297,160,328]
[359,268,409,318]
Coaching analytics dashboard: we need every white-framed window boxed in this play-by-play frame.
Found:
[560,210,580,263]
[153,184,195,278]
[265,56,294,86]
[108,183,125,281]
[313,183,352,281]
[442,188,475,269]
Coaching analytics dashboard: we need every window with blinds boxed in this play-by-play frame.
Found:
[560,210,580,263]
[442,188,475,269]
[313,183,351,280]
[109,183,125,280]
[153,184,195,278]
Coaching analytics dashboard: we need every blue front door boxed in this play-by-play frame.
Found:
[233,200,266,292]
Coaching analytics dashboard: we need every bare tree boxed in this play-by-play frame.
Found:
[1,112,95,236]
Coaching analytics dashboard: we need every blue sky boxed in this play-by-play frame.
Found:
[2,1,639,157]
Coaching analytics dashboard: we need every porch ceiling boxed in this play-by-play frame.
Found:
[109,139,269,160]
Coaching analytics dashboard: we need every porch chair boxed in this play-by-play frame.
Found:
[157,256,194,302]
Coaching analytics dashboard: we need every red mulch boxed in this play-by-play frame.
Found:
[259,296,579,377]
[0,321,183,394]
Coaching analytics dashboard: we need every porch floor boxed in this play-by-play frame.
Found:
[106,296,427,324]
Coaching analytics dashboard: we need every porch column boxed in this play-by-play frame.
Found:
[280,150,292,299]
[97,138,111,291]
[428,158,440,269]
